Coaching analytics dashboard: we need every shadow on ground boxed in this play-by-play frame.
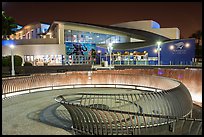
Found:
[26,103,73,133]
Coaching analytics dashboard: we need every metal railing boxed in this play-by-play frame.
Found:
[55,93,202,135]
[2,71,202,135]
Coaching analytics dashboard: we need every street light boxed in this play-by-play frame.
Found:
[10,44,15,76]
[107,43,113,70]
[169,45,175,65]
[156,41,162,65]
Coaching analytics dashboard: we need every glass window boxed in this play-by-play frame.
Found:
[64,30,72,42]
[37,28,41,34]
[64,29,129,44]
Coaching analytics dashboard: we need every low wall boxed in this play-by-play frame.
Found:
[2,65,92,75]
[114,65,201,69]
[2,68,202,106]
[113,68,202,105]
[2,70,193,118]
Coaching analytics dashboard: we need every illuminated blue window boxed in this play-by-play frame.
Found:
[11,25,23,32]
[41,24,50,33]
[151,21,160,29]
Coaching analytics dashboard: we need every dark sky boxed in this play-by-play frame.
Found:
[2,2,202,38]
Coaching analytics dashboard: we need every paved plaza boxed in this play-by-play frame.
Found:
[2,88,134,135]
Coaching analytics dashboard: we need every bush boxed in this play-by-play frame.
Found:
[13,55,23,66]
[2,55,23,66]
[2,56,9,66]
[101,61,105,67]
[24,62,33,66]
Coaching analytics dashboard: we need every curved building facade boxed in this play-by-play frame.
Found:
[2,20,195,66]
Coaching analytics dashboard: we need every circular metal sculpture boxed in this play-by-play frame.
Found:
[55,72,194,135]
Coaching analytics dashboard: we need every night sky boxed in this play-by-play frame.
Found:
[2,2,202,38]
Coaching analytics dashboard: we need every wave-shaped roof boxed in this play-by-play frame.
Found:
[52,20,171,50]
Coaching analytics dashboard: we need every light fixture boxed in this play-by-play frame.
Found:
[10,44,15,49]
[169,45,174,50]
[156,41,162,65]
[10,44,15,76]
[157,41,162,46]
[107,43,113,70]
[108,43,113,47]
[185,43,190,48]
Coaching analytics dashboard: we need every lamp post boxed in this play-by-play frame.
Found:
[97,50,101,66]
[107,43,113,70]
[169,45,175,65]
[156,41,162,65]
[10,44,15,76]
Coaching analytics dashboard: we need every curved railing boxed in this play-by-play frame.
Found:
[56,94,202,135]
[2,70,202,135]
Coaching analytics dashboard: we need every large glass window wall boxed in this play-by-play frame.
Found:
[64,29,129,44]
[24,55,63,66]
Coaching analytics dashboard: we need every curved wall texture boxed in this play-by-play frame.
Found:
[2,68,201,106]
[111,69,201,106]
[2,70,194,117]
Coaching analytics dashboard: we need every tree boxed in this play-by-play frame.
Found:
[2,11,17,40]
[189,30,202,58]
[189,30,202,45]
[2,56,10,66]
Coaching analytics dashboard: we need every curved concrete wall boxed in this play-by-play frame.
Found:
[2,68,201,106]
[111,20,180,39]
[111,69,202,105]
[2,70,193,118]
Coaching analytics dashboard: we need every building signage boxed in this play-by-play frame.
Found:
[171,42,187,54]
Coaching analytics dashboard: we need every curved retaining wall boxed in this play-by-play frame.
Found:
[111,68,202,105]
[2,69,201,100]
[2,70,193,117]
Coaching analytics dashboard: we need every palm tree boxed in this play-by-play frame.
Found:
[189,30,202,58]
[189,30,202,45]
[2,11,17,40]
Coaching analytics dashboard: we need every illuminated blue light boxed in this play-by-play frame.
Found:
[2,40,15,46]
[158,69,164,75]
[178,74,183,79]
